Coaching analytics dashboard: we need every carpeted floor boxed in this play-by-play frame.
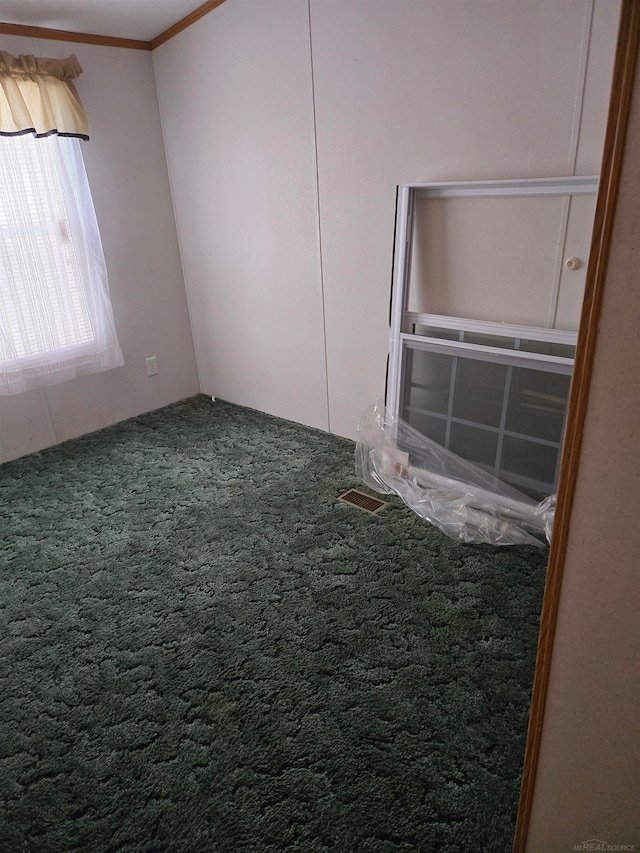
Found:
[0,395,548,852]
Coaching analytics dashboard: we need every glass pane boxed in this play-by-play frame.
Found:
[0,136,96,360]
[404,410,447,446]
[413,324,461,341]
[517,339,576,358]
[452,358,508,427]
[411,324,575,359]
[461,331,517,349]
[403,348,453,416]
[505,368,570,443]
[449,422,498,471]
[501,436,559,498]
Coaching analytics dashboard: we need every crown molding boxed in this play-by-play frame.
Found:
[0,0,228,52]
[151,0,227,50]
[0,22,151,51]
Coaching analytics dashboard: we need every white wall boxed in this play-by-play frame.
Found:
[152,1,328,431]
[311,0,618,437]
[407,193,596,329]
[526,32,640,850]
[0,34,199,464]
[153,0,619,440]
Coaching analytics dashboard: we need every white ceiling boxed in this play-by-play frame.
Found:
[0,0,212,42]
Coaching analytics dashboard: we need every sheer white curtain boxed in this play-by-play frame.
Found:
[0,51,123,395]
[0,134,123,394]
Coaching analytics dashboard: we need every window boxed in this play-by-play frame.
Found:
[0,51,123,396]
[400,317,575,499]
[387,178,597,500]
[0,134,123,394]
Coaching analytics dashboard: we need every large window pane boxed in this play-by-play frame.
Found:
[402,348,453,416]
[398,336,571,499]
[505,368,570,443]
[501,436,558,498]
[450,422,498,471]
[404,410,447,446]
[0,134,123,395]
[452,358,507,427]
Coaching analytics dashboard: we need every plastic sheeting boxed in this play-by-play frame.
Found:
[356,400,554,547]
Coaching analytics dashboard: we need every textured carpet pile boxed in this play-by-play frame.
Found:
[0,395,548,852]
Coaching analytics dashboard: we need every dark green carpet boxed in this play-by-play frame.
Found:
[0,395,547,852]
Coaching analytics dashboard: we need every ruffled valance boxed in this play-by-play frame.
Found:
[0,51,88,140]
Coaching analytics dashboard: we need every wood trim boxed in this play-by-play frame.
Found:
[0,0,227,52]
[150,0,227,50]
[0,22,151,51]
[512,1,640,850]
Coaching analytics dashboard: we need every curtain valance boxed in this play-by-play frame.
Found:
[0,51,88,140]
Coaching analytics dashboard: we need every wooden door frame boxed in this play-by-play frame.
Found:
[512,1,640,849]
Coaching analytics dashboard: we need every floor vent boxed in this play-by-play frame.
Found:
[337,489,386,515]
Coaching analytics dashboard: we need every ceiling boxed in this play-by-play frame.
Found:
[0,0,212,42]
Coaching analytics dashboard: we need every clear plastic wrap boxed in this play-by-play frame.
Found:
[356,400,555,547]
[532,493,556,544]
